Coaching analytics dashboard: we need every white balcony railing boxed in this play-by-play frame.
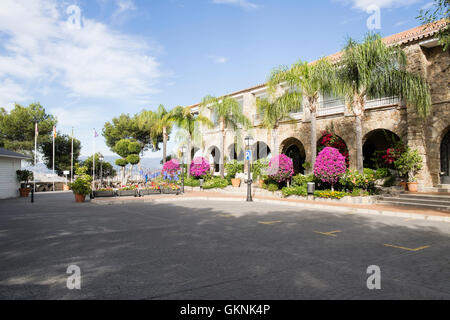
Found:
[318,98,345,116]
[365,96,400,109]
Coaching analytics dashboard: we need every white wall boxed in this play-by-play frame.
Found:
[0,157,21,199]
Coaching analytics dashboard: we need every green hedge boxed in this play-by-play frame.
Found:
[281,185,308,197]
[202,177,229,189]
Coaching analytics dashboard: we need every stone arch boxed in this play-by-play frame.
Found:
[191,146,201,159]
[440,126,450,184]
[207,145,221,173]
[280,137,306,174]
[228,143,244,162]
[317,132,350,167]
[251,141,271,161]
[362,129,402,169]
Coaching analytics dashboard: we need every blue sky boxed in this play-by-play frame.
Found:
[0,0,435,158]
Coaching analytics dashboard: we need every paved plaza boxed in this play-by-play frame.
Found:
[0,193,449,299]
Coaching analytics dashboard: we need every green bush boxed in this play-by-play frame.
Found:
[375,168,390,179]
[394,147,423,182]
[69,174,92,196]
[265,183,279,192]
[340,169,376,192]
[292,174,314,187]
[16,170,34,186]
[252,159,268,180]
[314,190,348,199]
[225,160,244,181]
[282,185,308,197]
[382,175,396,187]
[202,177,229,189]
[184,176,200,187]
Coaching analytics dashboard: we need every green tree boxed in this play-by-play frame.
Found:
[0,103,57,160]
[267,58,335,165]
[200,96,250,178]
[170,106,213,177]
[41,133,81,176]
[137,104,173,164]
[81,153,117,180]
[102,113,158,154]
[417,0,449,51]
[114,139,141,183]
[256,93,302,158]
[336,34,431,173]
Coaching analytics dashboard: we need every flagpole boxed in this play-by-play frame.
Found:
[52,126,55,192]
[34,123,37,193]
[92,129,96,191]
[71,127,74,183]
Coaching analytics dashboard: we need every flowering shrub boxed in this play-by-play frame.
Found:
[314,147,346,189]
[190,157,210,177]
[314,190,348,199]
[267,154,294,183]
[162,159,180,175]
[318,131,349,166]
[340,169,376,192]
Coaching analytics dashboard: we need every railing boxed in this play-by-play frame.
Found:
[318,98,345,116]
[365,96,400,109]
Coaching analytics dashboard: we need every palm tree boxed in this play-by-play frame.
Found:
[336,33,431,172]
[200,95,250,178]
[170,105,213,177]
[256,91,302,158]
[267,58,335,167]
[138,105,173,164]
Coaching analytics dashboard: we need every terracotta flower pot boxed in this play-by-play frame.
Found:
[407,182,418,192]
[231,178,241,187]
[74,194,86,203]
[400,181,407,190]
[19,188,31,197]
[258,179,264,188]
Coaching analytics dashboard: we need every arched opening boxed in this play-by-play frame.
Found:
[251,141,271,161]
[208,146,220,173]
[281,138,306,174]
[441,128,450,184]
[363,129,402,169]
[317,131,349,167]
[228,143,244,162]
[191,147,200,159]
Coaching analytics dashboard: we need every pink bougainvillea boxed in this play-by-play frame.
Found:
[190,156,210,177]
[162,159,180,175]
[267,154,294,183]
[314,147,346,188]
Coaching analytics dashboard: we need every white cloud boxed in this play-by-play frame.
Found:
[211,0,262,10]
[208,55,229,64]
[337,0,421,10]
[0,0,162,106]
[49,106,108,127]
[113,0,136,18]
[0,79,28,110]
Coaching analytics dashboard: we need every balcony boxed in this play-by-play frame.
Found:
[317,98,345,116]
[365,96,400,109]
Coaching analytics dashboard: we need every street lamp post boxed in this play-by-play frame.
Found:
[245,135,254,202]
[99,154,104,189]
[181,146,186,194]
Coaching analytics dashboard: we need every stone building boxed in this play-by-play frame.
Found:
[187,22,450,190]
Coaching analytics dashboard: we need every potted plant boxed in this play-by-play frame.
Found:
[69,174,92,203]
[252,159,268,187]
[117,185,137,197]
[160,183,180,195]
[94,187,116,197]
[16,170,34,197]
[394,148,423,192]
[225,160,244,187]
[140,183,161,196]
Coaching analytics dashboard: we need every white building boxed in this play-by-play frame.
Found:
[0,148,29,199]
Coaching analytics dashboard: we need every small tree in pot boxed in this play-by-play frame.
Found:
[225,160,244,187]
[16,170,34,197]
[69,166,92,202]
[394,148,423,192]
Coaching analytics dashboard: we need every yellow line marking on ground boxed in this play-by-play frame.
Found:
[314,230,342,237]
[258,221,282,225]
[383,244,431,252]
[219,214,234,218]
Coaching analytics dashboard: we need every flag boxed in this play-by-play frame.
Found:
[53,126,56,138]
[35,123,39,137]
[93,129,98,138]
